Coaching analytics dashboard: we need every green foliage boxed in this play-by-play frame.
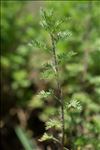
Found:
[1,1,100,150]
[15,126,38,150]
[35,8,82,150]
[46,119,62,130]
[39,133,61,146]
[12,70,30,89]
[40,8,72,44]
[39,133,59,143]
[1,1,39,105]
[58,51,77,64]
[55,30,72,42]
[29,40,49,52]
[41,70,55,81]
[67,99,82,111]
[38,89,53,99]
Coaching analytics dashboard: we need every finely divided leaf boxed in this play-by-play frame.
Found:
[46,119,62,130]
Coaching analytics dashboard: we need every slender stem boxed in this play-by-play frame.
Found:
[51,34,64,150]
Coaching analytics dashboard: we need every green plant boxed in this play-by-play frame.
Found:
[1,1,100,150]
[31,8,82,150]
[15,126,38,150]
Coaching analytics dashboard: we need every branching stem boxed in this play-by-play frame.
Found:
[51,34,64,150]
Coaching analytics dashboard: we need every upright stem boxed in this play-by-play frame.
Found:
[51,34,64,150]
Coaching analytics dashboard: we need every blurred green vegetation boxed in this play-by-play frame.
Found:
[1,1,100,150]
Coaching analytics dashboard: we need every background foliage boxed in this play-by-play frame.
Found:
[1,1,100,150]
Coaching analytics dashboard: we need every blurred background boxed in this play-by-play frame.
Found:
[1,1,100,150]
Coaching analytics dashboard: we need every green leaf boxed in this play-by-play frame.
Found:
[28,95,44,108]
[67,99,82,111]
[40,8,54,32]
[12,70,30,88]
[89,76,100,87]
[42,61,57,73]
[39,133,60,143]
[58,51,77,64]
[1,56,10,68]
[37,89,53,99]
[42,62,52,70]
[46,118,62,130]
[40,8,54,21]
[40,69,55,80]
[29,40,44,49]
[56,30,72,41]
[39,133,54,142]
[15,126,37,150]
